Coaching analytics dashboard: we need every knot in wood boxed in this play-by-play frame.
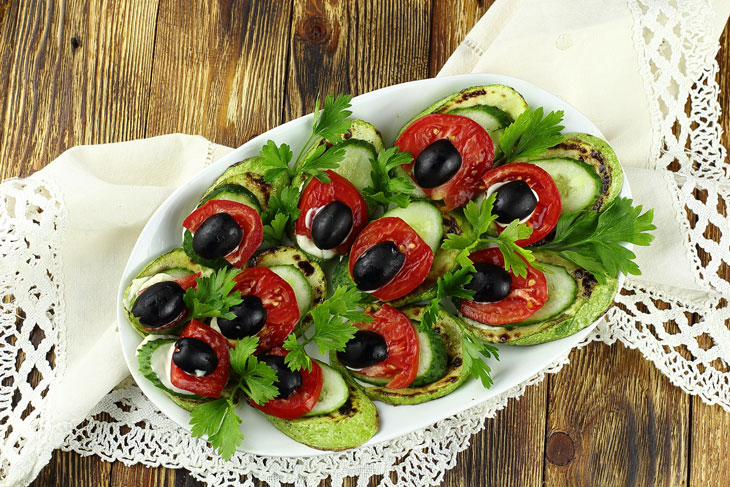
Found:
[70,36,82,51]
[299,16,330,44]
[546,431,575,466]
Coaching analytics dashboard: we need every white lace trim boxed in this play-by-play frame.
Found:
[2,0,729,485]
[0,177,73,486]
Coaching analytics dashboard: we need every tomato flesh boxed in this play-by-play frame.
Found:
[348,217,434,301]
[352,305,419,389]
[396,114,494,210]
[251,347,323,419]
[482,163,561,246]
[233,267,300,351]
[169,319,230,397]
[460,248,548,325]
[174,272,200,291]
[182,200,263,267]
[295,170,368,254]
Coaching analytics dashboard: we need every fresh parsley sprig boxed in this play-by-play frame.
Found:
[442,193,538,278]
[498,107,565,165]
[183,268,243,320]
[361,147,416,209]
[260,93,353,185]
[283,286,373,372]
[535,197,656,283]
[461,331,499,388]
[261,186,301,244]
[189,336,278,460]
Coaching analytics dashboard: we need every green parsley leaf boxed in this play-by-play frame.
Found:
[313,93,353,143]
[442,194,535,277]
[537,197,655,283]
[229,336,259,376]
[420,267,474,331]
[189,398,242,461]
[260,140,294,183]
[499,107,565,164]
[239,354,279,405]
[362,147,415,209]
[263,212,289,244]
[299,143,346,183]
[461,332,499,388]
[283,285,367,371]
[183,268,242,320]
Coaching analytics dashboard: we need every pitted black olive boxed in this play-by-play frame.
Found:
[192,213,243,259]
[352,241,405,291]
[337,330,389,369]
[172,337,218,376]
[311,201,353,250]
[261,355,302,399]
[413,139,462,188]
[465,262,512,303]
[216,295,267,339]
[131,281,186,328]
[492,181,537,224]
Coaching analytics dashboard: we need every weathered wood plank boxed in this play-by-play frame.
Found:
[429,0,493,76]
[144,0,293,148]
[109,462,176,487]
[285,0,431,120]
[0,0,159,179]
[0,0,19,159]
[30,449,111,487]
[545,342,690,486]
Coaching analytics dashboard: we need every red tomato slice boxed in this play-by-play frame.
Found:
[170,319,230,398]
[174,272,200,290]
[396,114,494,210]
[481,163,561,246]
[348,217,434,301]
[251,347,323,419]
[182,200,263,267]
[233,267,300,351]
[354,305,419,389]
[295,170,368,254]
[460,248,548,325]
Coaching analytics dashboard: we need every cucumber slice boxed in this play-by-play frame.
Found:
[382,201,443,253]
[303,361,349,416]
[347,120,385,152]
[518,263,577,325]
[393,165,427,199]
[197,183,262,213]
[331,139,377,192]
[268,265,313,316]
[447,105,512,132]
[349,370,389,386]
[410,327,448,387]
[250,247,327,308]
[528,158,602,214]
[203,156,289,212]
[162,268,195,279]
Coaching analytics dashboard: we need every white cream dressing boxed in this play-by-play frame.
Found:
[296,234,338,260]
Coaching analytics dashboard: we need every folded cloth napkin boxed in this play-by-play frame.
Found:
[2,1,729,486]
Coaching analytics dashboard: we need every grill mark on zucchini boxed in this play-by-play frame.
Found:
[297,261,315,277]
[244,173,274,206]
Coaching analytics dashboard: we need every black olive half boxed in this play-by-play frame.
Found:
[172,337,218,376]
[311,201,353,250]
[192,213,243,259]
[492,180,537,224]
[261,355,302,399]
[216,295,267,339]
[413,139,462,188]
[337,330,389,369]
[465,262,512,303]
[352,241,405,291]
[131,281,186,328]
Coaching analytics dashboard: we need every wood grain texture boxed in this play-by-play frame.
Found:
[429,0,493,76]
[545,342,690,487]
[145,0,293,148]
[0,0,159,179]
[285,0,431,121]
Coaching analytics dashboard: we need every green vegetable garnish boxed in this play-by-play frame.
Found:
[498,107,565,165]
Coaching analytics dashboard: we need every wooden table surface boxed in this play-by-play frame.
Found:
[2,1,729,486]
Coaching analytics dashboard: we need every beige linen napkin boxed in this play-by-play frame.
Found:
[3,1,730,486]
[1,135,232,486]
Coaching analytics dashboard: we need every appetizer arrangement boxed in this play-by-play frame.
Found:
[123,85,655,458]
